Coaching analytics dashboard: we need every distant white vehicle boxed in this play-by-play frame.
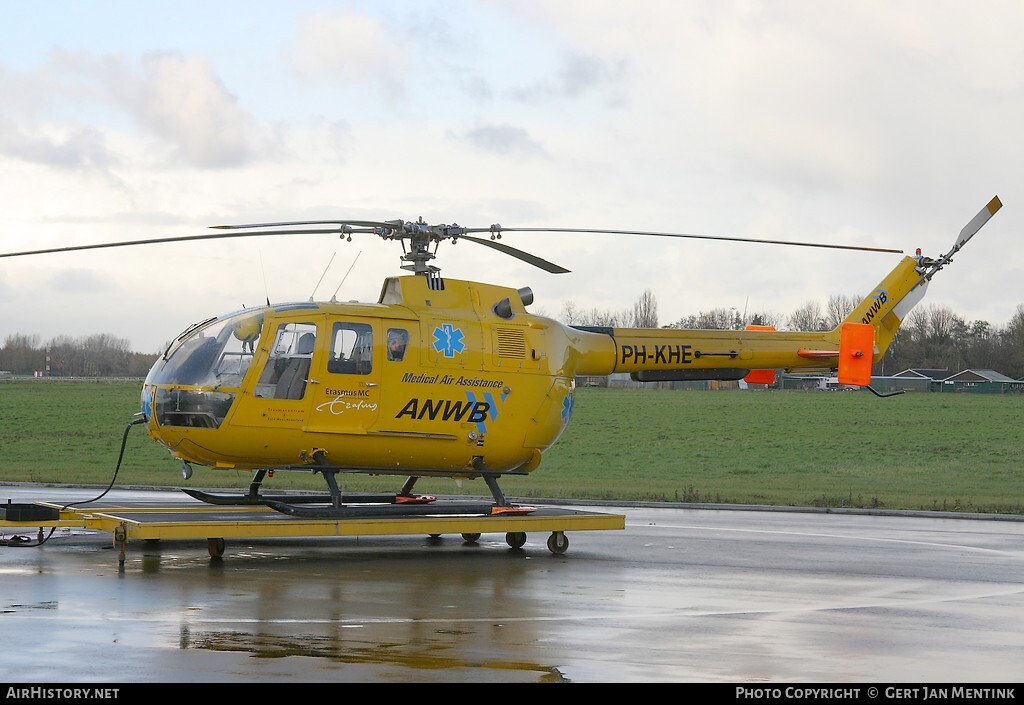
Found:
[820,376,859,391]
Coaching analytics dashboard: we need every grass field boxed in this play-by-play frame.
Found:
[1,380,1022,514]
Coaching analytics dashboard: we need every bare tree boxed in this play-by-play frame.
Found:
[48,335,81,376]
[747,310,786,329]
[962,319,997,370]
[997,304,1024,379]
[559,300,581,325]
[0,334,43,374]
[824,294,861,329]
[82,333,132,376]
[581,307,621,327]
[630,289,658,328]
[786,300,825,331]
[673,308,737,330]
[924,304,961,344]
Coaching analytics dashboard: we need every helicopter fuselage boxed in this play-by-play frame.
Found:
[140,275,610,478]
[139,254,930,480]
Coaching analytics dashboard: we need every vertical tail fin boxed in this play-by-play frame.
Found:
[841,255,928,359]
[840,195,1002,361]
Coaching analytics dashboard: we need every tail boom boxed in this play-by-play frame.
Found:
[566,196,999,384]
[568,255,930,382]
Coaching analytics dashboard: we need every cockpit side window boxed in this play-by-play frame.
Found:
[327,322,373,375]
[387,328,409,362]
[254,322,317,399]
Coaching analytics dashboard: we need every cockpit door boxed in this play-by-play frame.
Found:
[231,319,322,429]
[305,318,382,435]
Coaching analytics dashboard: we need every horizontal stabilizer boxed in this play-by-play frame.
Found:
[744,369,776,384]
[798,349,839,359]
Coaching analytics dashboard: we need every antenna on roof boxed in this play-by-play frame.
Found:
[331,251,362,303]
[260,251,270,305]
[309,252,337,301]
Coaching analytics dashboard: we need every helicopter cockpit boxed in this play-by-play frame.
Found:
[143,309,265,429]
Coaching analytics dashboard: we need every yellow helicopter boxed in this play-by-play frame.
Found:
[1,197,1002,518]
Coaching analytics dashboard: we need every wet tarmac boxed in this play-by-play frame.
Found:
[1,485,1022,684]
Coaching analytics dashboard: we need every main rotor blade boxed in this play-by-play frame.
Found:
[0,218,903,262]
[458,234,571,273]
[0,228,365,259]
[479,227,904,254]
[210,220,397,230]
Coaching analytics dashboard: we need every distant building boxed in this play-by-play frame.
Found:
[580,368,1023,394]
[942,369,1018,384]
[935,369,1023,393]
[892,368,951,381]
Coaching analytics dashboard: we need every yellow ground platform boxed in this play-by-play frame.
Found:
[1,496,625,562]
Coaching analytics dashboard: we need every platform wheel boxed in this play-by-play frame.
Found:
[207,537,225,558]
[428,533,442,539]
[546,531,569,555]
[461,532,481,543]
[114,525,128,567]
[506,531,527,549]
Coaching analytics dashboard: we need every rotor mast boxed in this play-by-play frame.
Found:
[377,218,446,276]
[376,218,497,276]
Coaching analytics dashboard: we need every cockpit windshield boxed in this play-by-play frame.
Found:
[142,310,265,430]
[146,310,264,388]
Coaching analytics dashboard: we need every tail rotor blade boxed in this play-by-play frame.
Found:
[919,196,1002,281]
[947,196,1002,259]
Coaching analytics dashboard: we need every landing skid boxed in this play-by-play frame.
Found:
[262,499,532,519]
[180,488,406,506]
[182,466,534,519]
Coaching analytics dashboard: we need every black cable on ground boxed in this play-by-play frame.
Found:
[4,414,148,549]
[62,413,147,511]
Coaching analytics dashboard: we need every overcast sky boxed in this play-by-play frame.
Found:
[1,1,1020,353]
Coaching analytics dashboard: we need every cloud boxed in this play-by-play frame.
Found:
[0,120,114,168]
[509,51,629,106]
[285,10,411,96]
[0,61,117,168]
[46,267,115,294]
[1,49,265,169]
[451,123,548,158]
[120,51,261,168]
